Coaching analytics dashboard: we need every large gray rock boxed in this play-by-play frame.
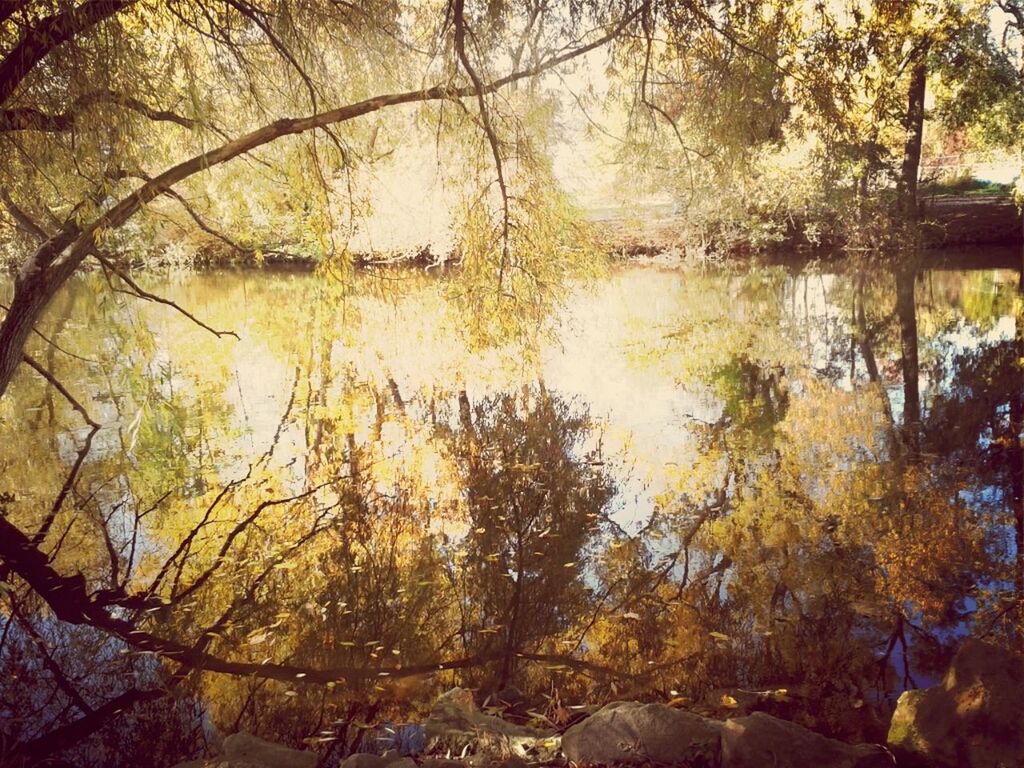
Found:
[340,752,414,768]
[560,701,720,765]
[561,702,892,768]
[222,733,318,768]
[417,760,466,768]
[424,688,555,756]
[339,755,387,768]
[887,638,1024,768]
[720,712,893,768]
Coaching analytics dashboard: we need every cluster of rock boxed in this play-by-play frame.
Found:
[174,732,319,768]
[887,638,1024,768]
[559,702,889,768]
[174,638,1023,768]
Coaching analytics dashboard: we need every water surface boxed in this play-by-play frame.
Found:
[1,258,1021,761]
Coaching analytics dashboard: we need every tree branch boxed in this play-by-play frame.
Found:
[94,254,240,340]
[0,5,641,399]
[7,685,167,764]
[0,89,205,132]
[0,0,136,106]
[453,0,512,285]
[21,353,99,429]
[0,187,49,238]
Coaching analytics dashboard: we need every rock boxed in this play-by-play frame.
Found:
[340,755,387,768]
[222,733,318,768]
[720,712,893,768]
[418,760,466,768]
[887,638,1024,768]
[172,761,267,768]
[560,701,720,765]
[424,688,555,756]
[703,685,885,743]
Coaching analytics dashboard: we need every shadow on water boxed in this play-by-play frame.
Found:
[0,254,1021,765]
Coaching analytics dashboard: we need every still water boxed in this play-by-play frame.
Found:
[1,258,1021,763]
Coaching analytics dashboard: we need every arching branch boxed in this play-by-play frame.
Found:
[0,0,136,106]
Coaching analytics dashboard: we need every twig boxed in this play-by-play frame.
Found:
[0,301,99,364]
[21,354,99,429]
[94,254,240,339]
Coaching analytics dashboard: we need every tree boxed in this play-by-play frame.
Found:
[604,0,1012,250]
[0,0,650,399]
[447,387,614,693]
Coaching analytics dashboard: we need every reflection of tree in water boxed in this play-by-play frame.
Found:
[0,615,205,767]
[448,387,615,694]
[1,265,1021,763]
[0,380,618,764]
[576,264,1022,740]
[921,316,1024,648]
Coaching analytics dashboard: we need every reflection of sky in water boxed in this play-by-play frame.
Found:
[100,265,1017,540]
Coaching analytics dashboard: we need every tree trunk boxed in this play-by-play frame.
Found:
[0,262,77,397]
[896,42,928,225]
[1012,305,1024,648]
[895,265,920,459]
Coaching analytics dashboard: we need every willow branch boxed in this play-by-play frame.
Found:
[0,6,641,401]
[453,0,511,284]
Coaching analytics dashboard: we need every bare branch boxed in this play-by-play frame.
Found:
[94,254,240,340]
[9,598,95,716]
[7,685,168,764]
[21,353,99,429]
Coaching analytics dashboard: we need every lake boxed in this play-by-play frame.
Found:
[1,255,1021,761]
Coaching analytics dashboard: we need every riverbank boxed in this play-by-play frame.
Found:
[13,197,1014,278]
[596,194,1023,261]
[220,195,1022,272]
[173,639,1024,768]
